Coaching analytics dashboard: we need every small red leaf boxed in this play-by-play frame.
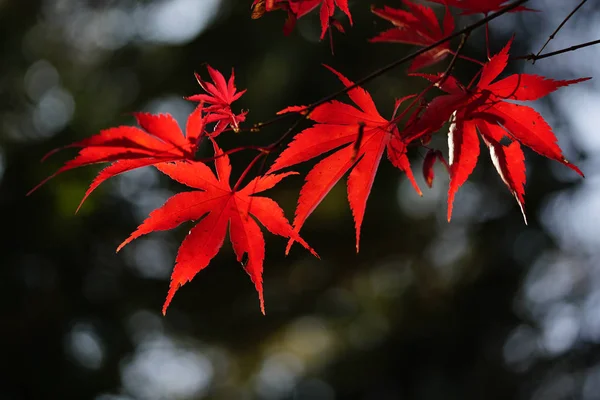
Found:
[370,1,454,70]
[423,149,441,188]
[187,66,246,131]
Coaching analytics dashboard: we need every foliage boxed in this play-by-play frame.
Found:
[29,0,592,314]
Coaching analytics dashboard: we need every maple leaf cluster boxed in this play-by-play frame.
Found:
[251,0,352,39]
[30,0,591,315]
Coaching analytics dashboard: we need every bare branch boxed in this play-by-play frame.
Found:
[533,0,587,63]
[439,32,470,88]
[516,39,600,62]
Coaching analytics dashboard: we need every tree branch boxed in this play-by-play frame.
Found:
[533,0,587,62]
[439,32,470,88]
[516,39,600,62]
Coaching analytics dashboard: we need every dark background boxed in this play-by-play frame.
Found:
[2,0,600,399]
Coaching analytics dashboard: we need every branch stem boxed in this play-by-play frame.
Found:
[516,38,600,62]
[534,0,587,62]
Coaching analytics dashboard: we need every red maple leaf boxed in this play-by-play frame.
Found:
[187,65,247,132]
[28,106,207,211]
[371,0,454,70]
[117,139,317,315]
[251,0,351,39]
[413,39,589,222]
[269,66,420,252]
[427,0,535,15]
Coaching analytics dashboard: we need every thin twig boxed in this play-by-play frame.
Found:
[485,19,491,59]
[439,32,470,87]
[454,53,485,66]
[534,0,587,63]
[516,38,600,62]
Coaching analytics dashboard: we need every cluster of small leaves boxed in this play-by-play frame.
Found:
[30,0,591,315]
[251,0,352,39]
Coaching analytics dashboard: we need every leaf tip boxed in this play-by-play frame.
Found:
[285,238,294,255]
[75,198,87,214]
[162,281,180,316]
[255,283,265,315]
[564,159,584,177]
[447,203,454,223]
[116,240,129,253]
[515,195,528,225]
[193,71,203,85]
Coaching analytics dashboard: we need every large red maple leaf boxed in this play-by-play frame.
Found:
[28,106,206,211]
[269,66,420,252]
[371,0,454,70]
[411,38,589,222]
[187,65,247,132]
[117,139,317,315]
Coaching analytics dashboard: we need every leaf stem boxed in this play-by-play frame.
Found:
[232,151,268,192]
[454,53,484,66]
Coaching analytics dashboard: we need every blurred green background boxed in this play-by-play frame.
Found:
[2,0,600,399]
